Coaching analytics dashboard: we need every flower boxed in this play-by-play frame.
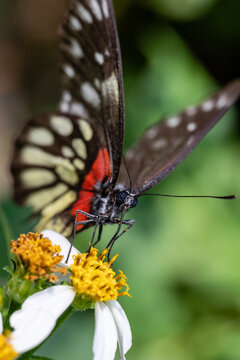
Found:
[0,295,58,360]
[10,232,67,282]
[26,230,132,360]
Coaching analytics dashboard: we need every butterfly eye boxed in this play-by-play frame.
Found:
[130,197,138,208]
[116,191,128,205]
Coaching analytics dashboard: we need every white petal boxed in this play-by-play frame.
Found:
[41,229,80,265]
[0,313,3,334]
[93,302,118,360]
[10,285,75,323]
[9,308,56,353]
[9,285,76,353]
[106,301,132,360]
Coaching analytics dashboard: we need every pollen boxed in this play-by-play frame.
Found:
[0,334,18,360]
[70,248,130,302]
[10,232,67,282]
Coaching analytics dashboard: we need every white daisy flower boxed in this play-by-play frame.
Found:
[0,296,58,359]
[30,229,132,360]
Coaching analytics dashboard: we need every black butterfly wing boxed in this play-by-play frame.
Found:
[119,79,240,194]
[11,113,104,237]
[59,0,124,186]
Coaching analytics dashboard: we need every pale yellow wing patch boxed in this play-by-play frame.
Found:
[77,119,93,141]
[20,169,56,188]
[36,190,77,231]
[50,115,74,136]
[26,183,68,211]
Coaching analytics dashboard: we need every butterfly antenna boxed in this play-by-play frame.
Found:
[142,193,237,200]
[123,155,133,191]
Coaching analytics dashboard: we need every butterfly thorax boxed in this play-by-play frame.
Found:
[91,187,138,221]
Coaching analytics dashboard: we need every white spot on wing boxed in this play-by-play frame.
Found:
[74,158,85,170]
[72,138,87,159]
[63,64,75,78]
[69,15,82,31]
[185,106,197,116]
[76,4,93,23]
[50,116,73,136]
[101,72,119,102]
[62,91,71,102]
[28,127,54,146]
[186,135,195,147]
[70,39,83,58]
[187,122,197,132]
[60,102,69,113]
[70,102,89,117]
[127,152,135,162]
[81,82,101,108]
[78,119,93,141]
[61,146,74,158]
[105,48,110,56]
[20,169,56,188]
[216,93,229,109]
[201,99,215,112]
[89,0,103,20]
[102,0,109,18]
[94,52,104,65]
[166,116,181,128]
[146,127,158,139]
[94,78,101,89]
[60,91,72,113]
[152,138,167,150]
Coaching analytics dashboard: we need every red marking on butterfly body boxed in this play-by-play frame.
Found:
[71,148,111,230]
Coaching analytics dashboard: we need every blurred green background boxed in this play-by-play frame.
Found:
[1,0,240,359]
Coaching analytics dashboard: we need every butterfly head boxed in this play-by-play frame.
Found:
[116,190,138,210]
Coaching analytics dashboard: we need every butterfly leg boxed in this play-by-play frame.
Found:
[71,210,97,248]
[87,218,101,252]
[65,210,96,263]
[93,223,103,247]
[106,219,135,261]
[75,209,96,220]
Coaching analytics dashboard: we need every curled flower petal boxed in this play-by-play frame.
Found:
[11,285,75,324]
[41,230,80,265]
[93,302,118,360]
[9,308,56,353]
[106,301,132,360]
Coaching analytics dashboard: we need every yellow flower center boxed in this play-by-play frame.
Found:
[70,248,130,302]
[10,232,67,282]
[0,334,18,360]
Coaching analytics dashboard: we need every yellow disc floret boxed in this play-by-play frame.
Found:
[70,248,130,302]
[10,232,67,282]
[0,334,18,360]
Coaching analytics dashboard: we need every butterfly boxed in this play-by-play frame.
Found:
[11,0,240,252]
